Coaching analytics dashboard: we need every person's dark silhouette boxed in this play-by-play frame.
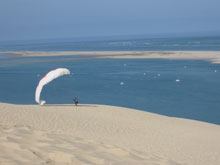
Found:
[73,97,78,106]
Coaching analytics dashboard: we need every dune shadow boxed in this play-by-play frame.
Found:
[44,104,98,107]
[76,104,98,107]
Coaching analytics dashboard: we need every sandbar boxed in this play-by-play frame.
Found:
[1,51,220,63]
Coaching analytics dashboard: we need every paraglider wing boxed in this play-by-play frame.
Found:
[35,68,70,105]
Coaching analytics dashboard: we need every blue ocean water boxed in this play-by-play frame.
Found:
[0,36,220,125]
[0,55,220,125]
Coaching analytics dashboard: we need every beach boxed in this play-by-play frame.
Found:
[1,51,220,63]
[1,0,220,164]
[0,103,220,164]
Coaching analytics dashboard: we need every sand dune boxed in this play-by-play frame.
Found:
[0,125,179,165]
[0,103,220,164]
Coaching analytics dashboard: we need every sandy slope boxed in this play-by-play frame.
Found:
[1,51,220,63]
[0,103,220,165]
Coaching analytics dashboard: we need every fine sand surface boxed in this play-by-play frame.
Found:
[1,51,220,63]
[0,103,220,164]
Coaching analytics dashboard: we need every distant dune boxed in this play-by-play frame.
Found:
[0,103,220,164]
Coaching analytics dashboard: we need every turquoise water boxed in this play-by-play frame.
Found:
[0,56,220,125]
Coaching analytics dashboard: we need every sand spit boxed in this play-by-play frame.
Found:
[0,103,220,164]
[1,51,220,63]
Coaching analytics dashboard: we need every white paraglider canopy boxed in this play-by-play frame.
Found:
[35,68,70,105]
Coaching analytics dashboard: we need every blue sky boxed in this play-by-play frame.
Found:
[0,0,220,41]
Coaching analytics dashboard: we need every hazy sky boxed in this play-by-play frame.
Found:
[0,0,220,41]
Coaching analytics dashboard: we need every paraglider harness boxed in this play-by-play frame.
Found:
[74,98,78,106]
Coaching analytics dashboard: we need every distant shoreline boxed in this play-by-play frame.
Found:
[1,51,220,63]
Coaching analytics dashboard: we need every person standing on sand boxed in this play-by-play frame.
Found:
[73,97,78,106]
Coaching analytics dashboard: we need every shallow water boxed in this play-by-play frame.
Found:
[0,56,220,125]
